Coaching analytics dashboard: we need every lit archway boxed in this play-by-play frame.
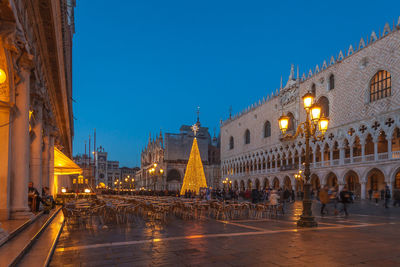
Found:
[284,176,291,190]
[344,170,360,198]
[326,172,338,188]
[273,177,279,189]
[366,168,385,192]
[263,178,269,189]
[311,174,320,190]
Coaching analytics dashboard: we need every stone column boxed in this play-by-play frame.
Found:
[298,154,301,169]
[338,183,344,191]
[320,148,324,166]
[42,130,50,188]
[10,56,33,219]
[361,140,365,162]
[0,99,12,220]
[350,144,354,163]
[312,149,316,168]
[30,98,43,195]
[374,140,378,161]
[387,138,392,159]
[48,135,55,196]
[339,145,345,165]
[361,182,366,199]
[329,149,333,166]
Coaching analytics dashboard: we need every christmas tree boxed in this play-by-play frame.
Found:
[180,129,208,195]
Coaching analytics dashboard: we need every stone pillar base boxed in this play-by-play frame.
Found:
[0,209,9,221]
[10,208,34,220]
[0,224,9,246]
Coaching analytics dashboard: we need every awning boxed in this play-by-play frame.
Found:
[54,147,82,175]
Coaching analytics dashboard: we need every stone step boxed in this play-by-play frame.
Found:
[18,209,64,267]
[0,207,62,267]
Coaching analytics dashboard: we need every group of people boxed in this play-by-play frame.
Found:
[28,181,55,213]
[368,186,400,208]
[318,185,352,216]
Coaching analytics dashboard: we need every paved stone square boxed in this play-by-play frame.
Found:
[51,200,400,267]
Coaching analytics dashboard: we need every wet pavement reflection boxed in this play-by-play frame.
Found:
[51,200,400,266]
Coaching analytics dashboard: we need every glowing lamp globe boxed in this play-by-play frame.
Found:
[0,69,6,84]
[302,92,314,110]
[278,115,290,134]
[318,116,329,133]
[310,104,322,122]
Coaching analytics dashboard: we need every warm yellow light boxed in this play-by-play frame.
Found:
[114,181,117,185]
[119,182,122,184]
[278,115,290,134]
[153,163,157,168]
[160,169,164,174]
[318,116,329,133]
[180,137,207,195]
[132,178,134,182]
[84,188,91,193]
[0,69,7,84]
[125,178,128,182]
[302,92,314,110]
[310,104,321,122]
[61,188,67,193]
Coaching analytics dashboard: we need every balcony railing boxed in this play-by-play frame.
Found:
[226,151,400,177]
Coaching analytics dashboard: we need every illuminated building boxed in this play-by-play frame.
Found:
[221,19,400,198]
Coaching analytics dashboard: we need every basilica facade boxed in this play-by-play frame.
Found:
[221,19,400,199]
[135,123,221,191]
[0,0,75,220]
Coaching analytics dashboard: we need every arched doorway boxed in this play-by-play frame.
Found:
[326,172,338,188]
[284,176,291,190]
[344,170,360,199]
[240,180,245,191]
[296,179,304,193]
[394,169,400,189]
[311,174,320,190]
[263,178,269,189]
[247,179,252,190]
[367,168,385,192]
[273,177,279,189]
[234,180,238,190]
[255,179,261,190]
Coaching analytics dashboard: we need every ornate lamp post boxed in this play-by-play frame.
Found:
[278,92,329,227]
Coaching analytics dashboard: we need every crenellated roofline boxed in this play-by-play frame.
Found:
[221,17,400,127]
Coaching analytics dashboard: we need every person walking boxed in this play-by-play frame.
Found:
[339,186,351,216]
[384,185,391,209]
[319,186,330,216]
[368,188,373,201]
[373,190,380,206]
[269,190,280,215]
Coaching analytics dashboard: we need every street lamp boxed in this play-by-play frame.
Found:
[278,92,329,227]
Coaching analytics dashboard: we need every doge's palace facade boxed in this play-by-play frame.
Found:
[221,19,400,199]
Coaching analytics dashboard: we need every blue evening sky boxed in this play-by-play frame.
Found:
[72,0,400,167]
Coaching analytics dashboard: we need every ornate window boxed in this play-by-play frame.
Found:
[264,121,271,138]
[229,136,234,150]
[317,96,329,117]
[244,129,250,144]
[329,74,335,90]
[287,112,295,132]
[370,70,391,102]
[311,83,316,95]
